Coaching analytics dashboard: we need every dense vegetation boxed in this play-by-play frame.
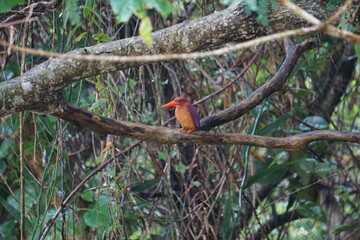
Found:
[0,0,359,239]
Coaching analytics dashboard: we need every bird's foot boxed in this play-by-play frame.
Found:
[178,128,186,132]
[186,128,196,133]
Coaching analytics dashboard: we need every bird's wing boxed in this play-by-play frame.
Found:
[188,105,201,129]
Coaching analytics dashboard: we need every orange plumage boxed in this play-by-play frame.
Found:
[162,97,200,133]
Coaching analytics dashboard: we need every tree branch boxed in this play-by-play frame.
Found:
[54,103,360,151]
[278,0,360,42]
[50,38,359,149]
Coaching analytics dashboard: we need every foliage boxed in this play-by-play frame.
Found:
[0,0,360,239]
[0,0,24,13]
[107,0,172,44]
[226,0,279,26]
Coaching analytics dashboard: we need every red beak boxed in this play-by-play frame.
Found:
[162,100,180,108]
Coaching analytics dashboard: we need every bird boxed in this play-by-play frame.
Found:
[162,97,200,133]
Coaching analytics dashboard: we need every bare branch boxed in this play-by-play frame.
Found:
[1,0,61,24]
[50,38,359,150]
[0,17,39,28]
[54,103,360,151]
[278,0,360,43]
[323,0,355,25]
[0,28,316,63]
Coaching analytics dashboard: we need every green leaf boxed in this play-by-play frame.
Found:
[340,13,355,32]
[256,14,269,26]
[2,62,20,80]
[223,197,233,240]
[148,0,173,18]
[327,0,344,8]
[0,220,17,239]
[295,200,325,222]
[236,0,272,26]
[0,0,24,13]
[255,0,270,26]
[75,32,88,42]
[81,5,105,27]
[108,0,138,22]
[83,0,95,18]
[92,33,111,42]
[83,196,111,229]
[0,195,20,221]
[257,112,290,136]
[192,181,201,187]
[299,116,329,131]
[242,0,257,11]
[128,79,137,89]
[221,0,242,8]
[95,154,105,164]
[333,224,357,234]
[158,152,167,160]
[131,178,160,193]
[62,0,81,27]
[139,16,153,45]
[174,164,189,174]
[129,230,143,240]
[355,44,360,58]
[246,161,303,187]
[0,139,11,159]
[0,160,6,174]
[24,141,34,154]
[0,191,32,229]
[7,188,37,210]
[81,191,94,202]
[290,156,313,184]
[89,98,107,110]
[66,23,82,47]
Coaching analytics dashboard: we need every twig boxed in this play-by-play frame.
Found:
[1,0,61,24]
[323,0,355,25]
[0,17,39,28]
[194,45,264,106]
[278,0,360,42]
[19,4,33,238]
[0,27,318,64]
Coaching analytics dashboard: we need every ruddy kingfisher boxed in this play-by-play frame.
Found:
[162,97,200,133]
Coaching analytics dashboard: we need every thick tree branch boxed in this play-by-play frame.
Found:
[51,38,360,149]
[0,1,333,117]
[54,103,360,151]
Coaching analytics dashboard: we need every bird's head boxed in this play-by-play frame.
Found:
[162,97,190,108]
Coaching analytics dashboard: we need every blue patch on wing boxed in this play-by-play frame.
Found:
[188,105,201,129]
